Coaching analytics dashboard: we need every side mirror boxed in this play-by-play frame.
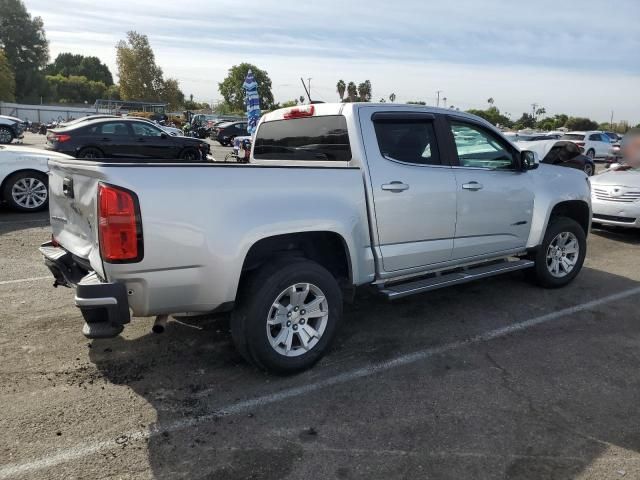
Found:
[160,132,168,139]
[521,150,539,171]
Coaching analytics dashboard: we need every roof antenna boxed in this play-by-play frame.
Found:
[300,77,311,103]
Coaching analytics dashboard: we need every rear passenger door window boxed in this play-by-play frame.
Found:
[373,117,441,165]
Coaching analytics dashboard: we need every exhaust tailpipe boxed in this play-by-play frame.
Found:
[152,314,170,334]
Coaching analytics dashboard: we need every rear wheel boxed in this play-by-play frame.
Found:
[77,147,103,159]
[528,217,586,288]
[2,171,48,211]
[0,126,14,144]
[231,258,342,374]
[179,148,200,161]
[586,149,595,159]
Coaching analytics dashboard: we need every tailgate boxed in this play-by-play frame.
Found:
[48,159,105,278]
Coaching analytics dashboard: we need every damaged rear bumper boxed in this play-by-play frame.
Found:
[39,241,130,338]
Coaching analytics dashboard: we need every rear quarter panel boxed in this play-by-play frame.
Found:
[99,164,374,316]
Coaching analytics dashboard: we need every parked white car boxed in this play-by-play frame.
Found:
[560,131,614,161]
[0,145,72,211]
[591,168,640,228]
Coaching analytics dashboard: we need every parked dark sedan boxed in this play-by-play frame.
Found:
[211,121,248,146]
[46,118,209,160]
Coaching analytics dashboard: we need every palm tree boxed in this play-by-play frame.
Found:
[389,93,396,103]
[487,97,495,106]
[336,80,346,102]
[347,82,357,102]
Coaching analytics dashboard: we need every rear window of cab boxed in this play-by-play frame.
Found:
[253,115,351,161]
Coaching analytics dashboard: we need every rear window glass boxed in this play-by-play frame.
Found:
[561,134,585,141]
[254,115,351,161]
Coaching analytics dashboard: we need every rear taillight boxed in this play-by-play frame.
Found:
[283,105,315,119]
[47,133,71,143]
[98,184,143,263]
[575,141,585,147]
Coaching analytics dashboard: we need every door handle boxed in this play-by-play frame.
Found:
[462,181,483,191]
[381,181,409,192]
[101,137,111,141]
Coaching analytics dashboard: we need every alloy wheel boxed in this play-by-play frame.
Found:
[266,283,329,357]
[546,231,579,278]
[11,177,48,209]
[0,128,12,144]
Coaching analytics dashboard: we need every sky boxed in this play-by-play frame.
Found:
[26,0,640,124]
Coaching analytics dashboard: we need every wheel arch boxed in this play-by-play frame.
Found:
[549,200,591,235]
[1,168,48,196]
[239,231,354,292]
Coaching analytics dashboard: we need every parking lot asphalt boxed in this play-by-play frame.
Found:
[1,144,640,479]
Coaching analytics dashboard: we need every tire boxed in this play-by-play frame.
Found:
[77,147,103,159]
[2,171,49,212]
[528,217,586,288]
[179,148,200,161]
[231,258,343,374]
[0,126,14,144]
[584,163,594,176]
[586,149,595,159]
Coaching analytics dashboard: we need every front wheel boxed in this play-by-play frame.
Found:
[584,163,594,176]
[528,217,586,288]
[231,258,342,374]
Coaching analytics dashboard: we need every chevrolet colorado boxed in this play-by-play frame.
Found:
[40,103,591,373]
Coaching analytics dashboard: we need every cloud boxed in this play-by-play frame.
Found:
[26,0,640,122]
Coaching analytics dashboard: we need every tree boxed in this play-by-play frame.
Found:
[357,80,372,102]
[346,82,357,102]
[44,74,108,103]
[0,49,16,101]
[218,63,274,112]
[280,99,298,108]
[513,113,536,130]
[0,0,48,101]
[407,100,426,105]
[535,107,546,117]
[336,80,346,102]
[45,53,113,85]
[389,93,396,103]
[565,117,598,131]
[159,78,184,111]
[378,98,386,103]
[467,106,512,127]
[116,31,165,101]
[487,97,494,106]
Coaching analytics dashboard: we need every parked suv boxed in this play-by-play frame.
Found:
[560,131,614,161]
[41,103,591,373]
[0,115,26,144]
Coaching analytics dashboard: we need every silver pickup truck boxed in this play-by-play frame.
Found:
[41,103,591,373]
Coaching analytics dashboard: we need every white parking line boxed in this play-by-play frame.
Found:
[1,285,640,479]
[0,276,50,286]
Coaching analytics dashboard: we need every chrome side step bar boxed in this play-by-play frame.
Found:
[379,259,535,300]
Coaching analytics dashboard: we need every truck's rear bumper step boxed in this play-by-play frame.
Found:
[379,259,535,300]
[40,241,130,338]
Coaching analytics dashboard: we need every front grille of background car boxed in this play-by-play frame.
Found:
[593,187,640,203]
[593,214,636,223]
